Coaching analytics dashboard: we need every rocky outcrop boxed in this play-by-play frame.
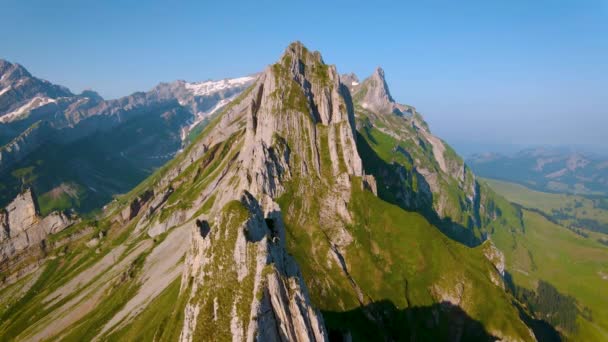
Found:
[362,174,378,195]
[120,190,153,222]
[169,42,382,341]
[5,188,39,235]
[483,240,506,288]
[0,189,72,263]
[175,42,376,341]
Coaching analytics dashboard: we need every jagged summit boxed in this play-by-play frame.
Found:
[0,59,73,124]
[354,66,413,116]
[225,40,364,194]
[370,66,394,102]
[0,59,33,81]
[282,41,324,63]
[269,41,357,126]
[0,59,71,95]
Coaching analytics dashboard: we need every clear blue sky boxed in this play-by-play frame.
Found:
[2,0,607,153]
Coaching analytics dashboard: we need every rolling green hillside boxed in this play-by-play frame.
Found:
[485,178,608,241]
[486,178,608,340]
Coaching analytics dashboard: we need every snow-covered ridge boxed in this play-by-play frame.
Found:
[0,96,56,123]
[184,76,254,97]
[189,97,233,130]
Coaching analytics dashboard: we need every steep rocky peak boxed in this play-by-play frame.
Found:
[264,41,357,127]
[184,41,364,205]
[358,66,414,118]
[369,66,394,102]
[0,59,74,109]
[359,66,396,114]
[0,59,32,82]
[2,188,40,239]
[236,41,363,185]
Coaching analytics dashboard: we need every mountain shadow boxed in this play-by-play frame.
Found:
[323,300,498,342]
[356,131,483,246]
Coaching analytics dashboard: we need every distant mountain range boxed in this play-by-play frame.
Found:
[0,59,254,213]
[468,148,608,196]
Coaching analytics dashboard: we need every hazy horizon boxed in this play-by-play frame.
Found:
[2,0,607,152]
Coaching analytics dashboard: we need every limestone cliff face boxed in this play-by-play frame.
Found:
[5,188,39,234]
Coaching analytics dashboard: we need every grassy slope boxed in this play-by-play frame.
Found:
[0,217,146,340]
[488,180,608,340]
[357,123,484,244]
[484,178,608,230]
[105,277,188,341]
[278,173,530,340]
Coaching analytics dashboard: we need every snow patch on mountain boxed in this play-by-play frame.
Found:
[184,76,254,97]
[180,92,242,142]
[0,96,56,123]
[0,86,11,97]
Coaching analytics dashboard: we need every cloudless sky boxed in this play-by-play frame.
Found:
[1,0,607,153]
